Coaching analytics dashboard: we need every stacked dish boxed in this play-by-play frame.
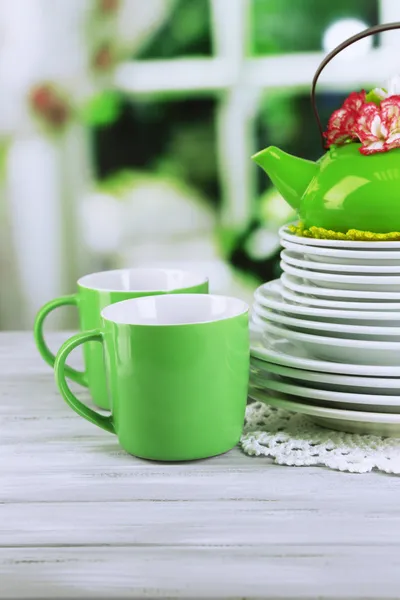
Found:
[249,225,400,436]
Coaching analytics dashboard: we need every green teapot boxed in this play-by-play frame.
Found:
[252,22,400,237]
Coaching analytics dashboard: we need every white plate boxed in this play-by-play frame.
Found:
[282,273,400,300]
[279,224,400,249]
[281,250,400,273]
[248,385,400,436]
[280,279,400,310]
[249,326,400,376]
[253,321,400,366]
[255,280,400,324]
[251,304,400,340]
[281,238,400,265]
[281,262,400,292]
[250,357,400,394]
[250,371,400,411]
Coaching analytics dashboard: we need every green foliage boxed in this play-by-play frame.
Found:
[158,120,217,188]
[215,226,241,259]
[251,0,377,55]
[258,188,295,226]
[81,91,122,126]
[96,169,138,198]
[258,92,299,147]
[136,0,212,59]
[366,88,386,105]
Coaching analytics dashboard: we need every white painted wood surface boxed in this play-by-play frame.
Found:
[1,332,400,599]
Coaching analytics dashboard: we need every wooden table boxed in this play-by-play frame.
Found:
[1,332,400,599]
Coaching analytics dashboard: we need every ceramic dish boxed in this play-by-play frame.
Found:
[281,262,400,292]
[253,320,400,366]
[250,357,400,394]
[281,238,400,265]
[282,273,400,300]
[251,305,400,340]
[249,325,400,376]
[248,385,400,436]
[280,278,400,310]
[255,280,400,324]
[281,250,400,273]
[279,224,400,250]
[250,371,400,411]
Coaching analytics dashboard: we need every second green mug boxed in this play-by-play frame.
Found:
[34,268,208,409]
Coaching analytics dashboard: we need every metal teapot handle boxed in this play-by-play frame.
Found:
[311,21,400,148]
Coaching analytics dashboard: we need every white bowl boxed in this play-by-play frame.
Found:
[252,303,400,340]
[248,385,400,436]
[282,273,400,300]
[250,357,400,394]
[281,262,400,292]
[280,224,400,249]
[256,321,400,366]
[250,371,400,411]
[280,278,400,310]
[281,238,400,265]
[255,280,400,324]
[250,325,400,376]
[281,250,400,273]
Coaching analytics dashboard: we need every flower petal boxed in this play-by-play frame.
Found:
[343,90,366,112]
[359,140,386,155]
[356,103,381,142]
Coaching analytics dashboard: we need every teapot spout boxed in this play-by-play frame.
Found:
[252,146,318,211]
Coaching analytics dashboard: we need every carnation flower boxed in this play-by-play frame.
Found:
[324,91,366,147]
[323,77,400,155]
[356,96,400,155]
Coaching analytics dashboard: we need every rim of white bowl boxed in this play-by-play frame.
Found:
[250,372,400,404]
[281,250,400,273]
[279,278,400,310]
[280,238,400,258]
[250,357,400,387]
[281,261,400,283]
[281,273,400,299]
[252,301,400,334]
[248,386,400,424]
[255,281,400,320]
[260,320,400,349]
[249,325,400,375]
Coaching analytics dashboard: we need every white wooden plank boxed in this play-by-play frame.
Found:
[0,459,388,502]
[2,498,400,547]
[1,546,400,599]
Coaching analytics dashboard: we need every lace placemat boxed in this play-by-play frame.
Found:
[240,401,400,475]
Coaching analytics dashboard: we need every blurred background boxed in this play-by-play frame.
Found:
[0,0,399,330]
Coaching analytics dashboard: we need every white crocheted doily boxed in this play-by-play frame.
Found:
[240,401,400,474]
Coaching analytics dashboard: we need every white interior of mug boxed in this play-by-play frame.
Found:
[102,294,248,326]
[78,268,207,292]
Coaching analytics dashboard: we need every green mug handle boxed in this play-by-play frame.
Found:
[34,294,87,387]
[54,329,115,434]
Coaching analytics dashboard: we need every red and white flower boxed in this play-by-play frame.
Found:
[356,96,400,155]
[324,91,366,147]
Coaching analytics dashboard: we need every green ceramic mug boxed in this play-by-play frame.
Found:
[54,294,249,462]
[34,268,208,409]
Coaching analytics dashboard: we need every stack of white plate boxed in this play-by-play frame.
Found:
[249,225,400,436]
